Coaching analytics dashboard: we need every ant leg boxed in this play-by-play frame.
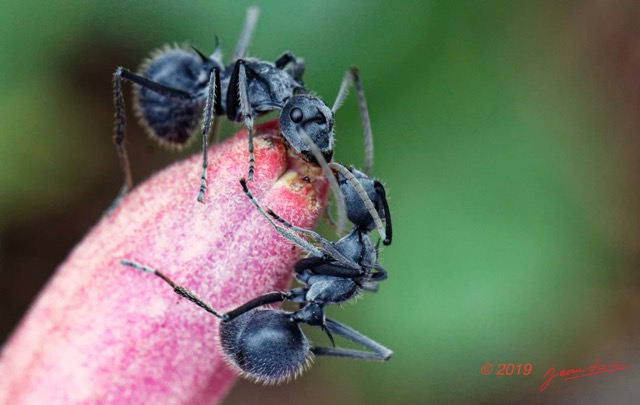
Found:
[285,288,308,303]
[294,257,326,274]
[107,67,193,215]
[116,67,193,99]
[107,68,132,215]
[240,179,325,258]
[296,259,364,278]
[121,259,225,319]
[274,51,306,83]
[266,208,359,269]
[331,67,374,176]
[370,266,387,282]
[294,126,348,235]
[311,318,392,361]
[292,60,306,84]
[329,162,388,244]
[359,267,387,291]
[294,256,366,278]
[374,181,392,245]
[223,291,290,321]
[323,204,339,229]
[237,62,257,180]
[209,65,223,143]
[232,6,260,62]
[362,267,387,292]
[197,68,219,203]
[209,113,221,144]
[274,52,296,69]
[361,282,379,292]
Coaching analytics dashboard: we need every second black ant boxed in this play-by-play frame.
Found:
[110,6,375,217]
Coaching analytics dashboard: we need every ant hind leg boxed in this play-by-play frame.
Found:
[310,318,392,361]
[107,67,193,215]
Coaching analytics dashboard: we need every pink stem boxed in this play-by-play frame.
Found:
[0,121,328,404]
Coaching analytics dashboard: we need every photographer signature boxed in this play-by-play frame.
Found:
[539,358,632,392]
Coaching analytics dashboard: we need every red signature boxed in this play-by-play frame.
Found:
[539,358,632,392]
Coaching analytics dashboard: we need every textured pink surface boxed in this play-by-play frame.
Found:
[0,121,328,404]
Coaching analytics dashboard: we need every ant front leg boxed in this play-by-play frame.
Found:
[197,68,219,203]
[311,318,392,361]
[266,207,359,269]
[237,61,257,180]
[294,257,364,278]
[108,67,193,215]
[240,179,325,258]
[228,61,257,180]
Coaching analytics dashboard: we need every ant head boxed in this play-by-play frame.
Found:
[338,167,393,245]
[219,310,311,384]
[279,95,334,164]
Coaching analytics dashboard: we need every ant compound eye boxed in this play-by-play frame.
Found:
[314,107,327,125]
[290,107,303,123]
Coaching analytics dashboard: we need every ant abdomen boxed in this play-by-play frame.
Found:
[219,310,310,383]
[134,48,211,146]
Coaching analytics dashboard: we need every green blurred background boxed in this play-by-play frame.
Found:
[2,1,639,403]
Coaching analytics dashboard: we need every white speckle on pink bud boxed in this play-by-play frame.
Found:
[0,120,328,404]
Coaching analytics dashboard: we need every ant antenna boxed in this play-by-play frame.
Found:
[331,67,374,176]
[328,162,388,244]
[294,126,348,235]
[232,6,260,61]
[121,260,226,319]
[239,179,325,258]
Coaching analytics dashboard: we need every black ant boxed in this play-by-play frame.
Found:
[110,6,375,215]
[118,174,392,383]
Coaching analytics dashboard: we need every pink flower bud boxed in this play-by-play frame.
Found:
[0,120,329,404]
